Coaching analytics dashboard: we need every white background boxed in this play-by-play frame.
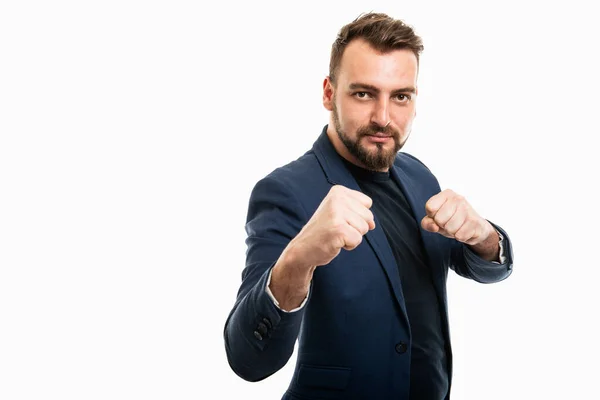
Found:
[1,1,599,399]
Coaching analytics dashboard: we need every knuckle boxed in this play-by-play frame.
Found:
[334,185,347,193]
[360,223,369,235]
[349,232,362,248]
[329,185,343,197]
[333,221,346,234]
[455,232,467,242]
[449,226,459,236]
[425,200,437,214]
[433,215,445,227]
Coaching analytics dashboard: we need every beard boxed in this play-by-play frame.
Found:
[332,102,405,171]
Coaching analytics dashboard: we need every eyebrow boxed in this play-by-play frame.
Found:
[348,82,416,95]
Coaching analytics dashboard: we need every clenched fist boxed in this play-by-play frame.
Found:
[270,185,376,310]
[290,185,376,268]
[421,189,493,246]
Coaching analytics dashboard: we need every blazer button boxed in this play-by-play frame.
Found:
[262,317,272,330]
[253,330,263,341]
[257,322,268,335]
[395,342,407,354]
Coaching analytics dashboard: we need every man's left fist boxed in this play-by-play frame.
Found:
[421,189,493,246]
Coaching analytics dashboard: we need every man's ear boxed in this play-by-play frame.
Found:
[323,77,334,111]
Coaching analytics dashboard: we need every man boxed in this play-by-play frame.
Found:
[224,12,513,400]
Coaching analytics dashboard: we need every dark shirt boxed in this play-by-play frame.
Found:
[343,158,449,400]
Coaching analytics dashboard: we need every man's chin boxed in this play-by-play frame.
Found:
[357,149,396,170]
[359,143,395,158]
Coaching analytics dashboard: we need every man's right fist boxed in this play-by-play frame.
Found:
[289,185,375,269]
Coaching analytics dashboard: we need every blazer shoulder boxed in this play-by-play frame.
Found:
[261,150,321,189]
[395,152,433,174]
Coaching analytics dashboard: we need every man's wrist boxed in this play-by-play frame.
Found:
[268,244,315,311]
[468,221,501,262]
[282,240,317,276]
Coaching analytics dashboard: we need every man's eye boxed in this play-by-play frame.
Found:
[355,92,370,99]
[396,94,411,102]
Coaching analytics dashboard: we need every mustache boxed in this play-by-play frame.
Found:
[357,123,397,138]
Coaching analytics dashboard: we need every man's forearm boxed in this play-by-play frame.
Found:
[269,243,316,311]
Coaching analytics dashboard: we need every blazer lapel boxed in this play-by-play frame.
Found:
[312,126,410,329]
[389,161,447,297]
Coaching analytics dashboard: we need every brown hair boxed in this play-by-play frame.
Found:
[329,12,424,84]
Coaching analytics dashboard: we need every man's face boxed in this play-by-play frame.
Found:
[324,38,418,171]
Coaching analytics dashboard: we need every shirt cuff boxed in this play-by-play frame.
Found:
[265,268,309,313]
[491,229,507,264]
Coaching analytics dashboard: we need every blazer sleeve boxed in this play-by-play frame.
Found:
[223,176,309,382]
[448,220,514,283]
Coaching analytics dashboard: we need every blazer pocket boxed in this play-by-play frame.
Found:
[297,364,352,390]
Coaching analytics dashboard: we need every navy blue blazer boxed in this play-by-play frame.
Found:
[224,125,514,400]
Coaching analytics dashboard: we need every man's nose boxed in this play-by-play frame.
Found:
[370,98,391,128]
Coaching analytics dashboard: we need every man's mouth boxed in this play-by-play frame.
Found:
[365,134,392,143]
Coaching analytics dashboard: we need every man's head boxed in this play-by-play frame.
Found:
[323,13,424,172]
